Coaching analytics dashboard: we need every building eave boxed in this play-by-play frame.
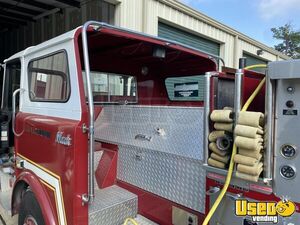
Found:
[157,0,290,60]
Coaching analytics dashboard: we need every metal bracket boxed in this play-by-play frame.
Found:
[82,123,89,134]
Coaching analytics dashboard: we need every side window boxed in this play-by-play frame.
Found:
[1,60,21,110]
[28,51,70,102]
[82,71,137,103]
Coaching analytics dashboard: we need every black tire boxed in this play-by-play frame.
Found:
[18,190,45,225]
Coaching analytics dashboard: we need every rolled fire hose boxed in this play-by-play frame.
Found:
[216,135,232,152]
[202,64,267,225]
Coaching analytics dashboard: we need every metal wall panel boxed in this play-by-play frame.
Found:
[243,52,268,72]
[158,22,220,57]
[0,0,115,63]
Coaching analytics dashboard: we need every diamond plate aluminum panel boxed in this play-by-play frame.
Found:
[117,145,206,213]
[89,185,137,225]
[93,151,103,190]
[94,106,204,160]
[131,215,159,225]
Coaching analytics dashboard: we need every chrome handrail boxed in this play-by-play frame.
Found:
[81,21,98,204]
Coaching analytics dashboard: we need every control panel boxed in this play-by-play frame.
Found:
[269,60,300,202]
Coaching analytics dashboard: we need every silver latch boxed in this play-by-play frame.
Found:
[156,127,166,136]
[135,134,152,142]
[206,186,220,196]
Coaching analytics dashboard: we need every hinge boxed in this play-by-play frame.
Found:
[82,124,89,134]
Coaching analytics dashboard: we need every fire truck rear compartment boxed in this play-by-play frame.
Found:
[90,106,205,224]
[78,30,214,224]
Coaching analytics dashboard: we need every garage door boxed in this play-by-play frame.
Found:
[243,52,268,72]
[158,22,220,57]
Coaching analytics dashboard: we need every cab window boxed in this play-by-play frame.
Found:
[28,51,70,102]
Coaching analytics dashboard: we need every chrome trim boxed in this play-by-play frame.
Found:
[203,72,211,164]
[265,76,273,182]
[234,69,243,123]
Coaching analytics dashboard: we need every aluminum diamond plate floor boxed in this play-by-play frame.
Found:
[89,185,138,225]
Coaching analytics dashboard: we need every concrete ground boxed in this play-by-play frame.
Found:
[0,206,17,225]
[0,190,17,225]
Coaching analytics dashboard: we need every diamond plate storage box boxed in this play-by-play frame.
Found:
[89,185,138,225]
[118,145,206,213]
[94,105,206,213]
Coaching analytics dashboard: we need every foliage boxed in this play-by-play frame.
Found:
[271,23,300,59]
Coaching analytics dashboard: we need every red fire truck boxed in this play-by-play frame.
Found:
[0,21,299,225]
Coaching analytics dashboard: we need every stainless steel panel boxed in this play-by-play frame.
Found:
[132,215,159,225]
[89,185,137,225]
[273,79,300,202]
[117,145,206,213]
[94,105,204,160]
[269,59,300,79]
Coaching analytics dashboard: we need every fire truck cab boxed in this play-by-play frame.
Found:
[0,21,300,225]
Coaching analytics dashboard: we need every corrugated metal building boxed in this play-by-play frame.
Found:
[115,0,289,67]
[0,0,289,67]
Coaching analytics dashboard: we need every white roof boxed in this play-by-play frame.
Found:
[4,27,81,62]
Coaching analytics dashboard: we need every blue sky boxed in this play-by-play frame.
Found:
[180,0,300,47]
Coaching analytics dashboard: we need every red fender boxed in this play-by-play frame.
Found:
[12,170,58,225]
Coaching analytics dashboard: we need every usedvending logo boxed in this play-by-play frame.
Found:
[235,199,296,223]
[55,131,72,146]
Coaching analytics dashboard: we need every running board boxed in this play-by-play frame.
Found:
[89,185,138,225]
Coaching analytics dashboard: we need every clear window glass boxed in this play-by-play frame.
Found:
[28,51,70,102]
[82,71,137,104]
[165,75,204,101]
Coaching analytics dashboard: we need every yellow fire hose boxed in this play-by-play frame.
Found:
[202,64,267,225]
[123,218,139,225]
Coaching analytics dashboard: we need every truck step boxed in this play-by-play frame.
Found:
[89,185,137,225]
[131,215,159,225]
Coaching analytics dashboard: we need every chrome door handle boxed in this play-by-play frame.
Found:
[206,186,220,196]
[135,134,152,141]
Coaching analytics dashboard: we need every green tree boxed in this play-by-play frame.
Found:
[271,23,300,59]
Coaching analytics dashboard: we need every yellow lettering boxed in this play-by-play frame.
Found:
[267,203,277,216]
[248,202,257,216]
[235,200,247,216]
[257,202,267,216]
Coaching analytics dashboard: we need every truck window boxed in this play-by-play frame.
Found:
[28,51,70,102]
[82,71,137,104]
[165,75,205,101]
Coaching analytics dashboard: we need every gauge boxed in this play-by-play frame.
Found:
[281,144,296,158]
[280,165,296,179]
